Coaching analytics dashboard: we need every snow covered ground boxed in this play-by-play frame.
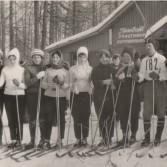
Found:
[1,104,167,167]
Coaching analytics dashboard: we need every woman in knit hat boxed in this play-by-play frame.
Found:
[24,48,47,150]
[91,49,115,146]
[0,48,26,149]
[42,50,69,149]
[69,46,92,147]
[115,46,140,146]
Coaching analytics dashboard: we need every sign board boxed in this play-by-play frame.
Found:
[116,26,146,45]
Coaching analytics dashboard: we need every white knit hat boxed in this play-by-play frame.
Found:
[7,48,20,60]
[31,49,44,58]
[77,46,88,58]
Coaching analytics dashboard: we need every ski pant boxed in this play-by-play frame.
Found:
[41,96,66,140]
[0,91,3,140]
[26,93,44,142]
[143,80,166,139]
[71,92,91,139]
[94,89,114,142]
[4,95,25,141]
[143,80,166,120]
[117,81,140,137]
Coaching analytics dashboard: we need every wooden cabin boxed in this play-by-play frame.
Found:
[45,1,167,67]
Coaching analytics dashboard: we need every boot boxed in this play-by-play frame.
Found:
[82,138,87,147]
[43,140,51,150]
[74,139,81,148]
[117,135,128,147]
[25,140,35,150]
[37,139,45,149]
[97,139,106,147]
[0,135,2,147]
[54,139,63,149]
[141,120,151,146]
[154,118,165,146]
[129,133,136,144]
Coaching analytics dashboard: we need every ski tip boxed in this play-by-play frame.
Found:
[148,153,153,158]
[160,155,164,158]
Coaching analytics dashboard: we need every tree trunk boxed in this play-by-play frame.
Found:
[92,1,97,26]
[41,1,48,50]
[1,1,5,58]
[9,1,14,49]
[49,1,55,44]
[34,1,40,48]
[72,1,77,35]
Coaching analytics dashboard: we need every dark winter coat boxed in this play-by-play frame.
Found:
[24,64,47,93]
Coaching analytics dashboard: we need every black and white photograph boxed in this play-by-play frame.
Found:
[0,0,167,167]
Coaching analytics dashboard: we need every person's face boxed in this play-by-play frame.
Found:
[8,55,17,66]
[113,57,120,66]
[32,55,42,65]
[145,43,156,57]
[52,54,61,65]
[100,54,110,65]
[122,52,131,64]
[135,58,141,68]
[78,53,87,64]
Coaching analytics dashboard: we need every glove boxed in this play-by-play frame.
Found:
[36,71,45,79]
[149,71,159,80]
[103,79,112,85]
[117,72,125,80]
[57,75,64,86]
[52,76,64,86]
[13,79,20,87]
[132,73,139,81]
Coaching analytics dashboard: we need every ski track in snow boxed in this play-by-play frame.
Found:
[1,110,167,167]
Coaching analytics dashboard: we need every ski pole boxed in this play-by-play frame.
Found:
[66,91,74,146]
[56,85,61,150]
[89,93,93,146]
[0,110,7,146]
[34,79,42,150]
[152,79,155,153]
[108,81,122,144]
[124,80,135,152]
[15,89,23,149]
[92,85,109,146]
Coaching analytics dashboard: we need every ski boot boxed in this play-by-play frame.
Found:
[37,139,45,149]
[129,135,136,145]
[82,138,88,147]
[141,138,150,146]
[43,140,51,150]
[25,140,34,150]
[154,138,161,146]
[54,140,63,149]
[74,139,81,148]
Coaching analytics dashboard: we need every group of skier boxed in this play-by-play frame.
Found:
[0,37,166,152]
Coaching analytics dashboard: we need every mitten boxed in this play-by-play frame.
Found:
[149,71,159,80]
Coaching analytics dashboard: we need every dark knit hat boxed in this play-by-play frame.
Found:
[100,49,111,58]
[52,50,62,58]
[122,46,135,59]
[145,38,158,50]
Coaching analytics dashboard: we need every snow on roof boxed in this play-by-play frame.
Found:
[145,15,167,39]
[45,0,132,52]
